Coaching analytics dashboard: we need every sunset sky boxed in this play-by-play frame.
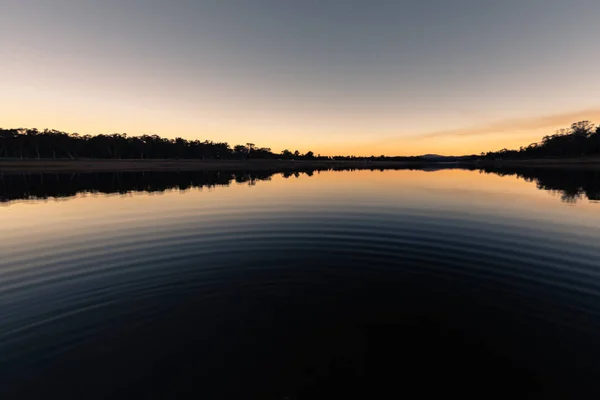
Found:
[2,0,600,156]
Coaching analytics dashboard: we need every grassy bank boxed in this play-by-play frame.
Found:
[474,157,600,169]
[0,159,431,173]
[2,157,600,174]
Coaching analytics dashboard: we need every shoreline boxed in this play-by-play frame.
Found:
[0,159,428,173]
[1,158,600,174]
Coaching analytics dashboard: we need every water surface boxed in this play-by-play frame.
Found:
[2,168,600,398]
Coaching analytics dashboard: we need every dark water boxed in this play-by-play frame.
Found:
[2,168,600,398]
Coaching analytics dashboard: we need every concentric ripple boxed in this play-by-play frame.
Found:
[2,170,600,399]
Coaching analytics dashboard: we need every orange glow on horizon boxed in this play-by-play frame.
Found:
[2,95,600,157]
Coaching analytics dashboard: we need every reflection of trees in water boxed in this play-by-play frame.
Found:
[0,167,374,203]
[2,166,600,204]
[480,166,600,203]
[0,170,288,203]
[2,166,445,203]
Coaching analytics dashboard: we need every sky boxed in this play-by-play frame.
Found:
[2,0,600,156]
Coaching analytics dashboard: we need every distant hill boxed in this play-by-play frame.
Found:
[420,154,446,160]
[418,154,476,162]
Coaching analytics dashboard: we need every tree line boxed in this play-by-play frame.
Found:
[0,127,431,161]
[0,128,320,160]
[2,120,599,161]
[482,121,600,160]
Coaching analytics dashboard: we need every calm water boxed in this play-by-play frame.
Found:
[2,168,600,398]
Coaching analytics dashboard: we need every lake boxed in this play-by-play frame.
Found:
[2,167,600,398]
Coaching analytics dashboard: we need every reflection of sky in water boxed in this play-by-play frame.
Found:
[3,169,600,397]
[3,169,600,252]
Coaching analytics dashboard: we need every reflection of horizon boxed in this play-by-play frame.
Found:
[1,165,600,204]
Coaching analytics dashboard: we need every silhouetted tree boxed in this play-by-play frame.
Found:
[482,121,600,160]
[234,145,247,159]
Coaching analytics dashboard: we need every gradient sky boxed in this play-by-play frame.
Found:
[2,0,600,155]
